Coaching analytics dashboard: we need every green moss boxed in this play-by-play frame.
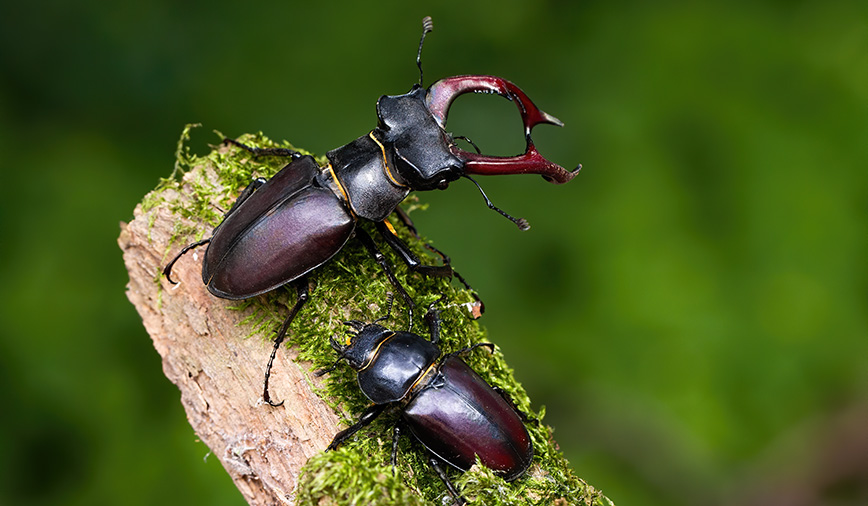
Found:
[156,127,613,506]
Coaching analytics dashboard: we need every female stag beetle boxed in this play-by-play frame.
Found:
[163,17,579,406]
[321,297,533,504]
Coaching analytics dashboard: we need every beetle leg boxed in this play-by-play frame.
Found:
[354,227,416,331]
[262,280,309,407]
[491,385,538,425]
[374,221,452,278]
[392,206,451,264]
[390,421,404,475]
[423,297,445,345]
[162,238,211,284]
[223,177,267,218]
[427,456,466,505]
[448,342,495,358]
[388,209,484,317]
[223,137,302,159]
[163,174,269,284]
[326,403,390,451]
[452,135,482,155]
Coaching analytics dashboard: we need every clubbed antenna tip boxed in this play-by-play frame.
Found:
[417,16,434,86]
[463,175,531,231]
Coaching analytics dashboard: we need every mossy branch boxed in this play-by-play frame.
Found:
[118,125,613,506]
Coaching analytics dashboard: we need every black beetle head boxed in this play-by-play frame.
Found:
[376,86,466,191]
[330,322,393,371]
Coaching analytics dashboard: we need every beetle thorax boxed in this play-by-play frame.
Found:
[353,330,441,404]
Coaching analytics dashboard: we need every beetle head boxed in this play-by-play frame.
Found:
[372,17,579,231]
[330,321,393,371]
[376,86,466,191]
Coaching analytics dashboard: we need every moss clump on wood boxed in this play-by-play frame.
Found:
[156,125,613,506]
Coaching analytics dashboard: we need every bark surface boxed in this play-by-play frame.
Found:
[119,178,339,505]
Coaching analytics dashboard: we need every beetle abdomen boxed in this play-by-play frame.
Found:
[402,356,533,481]
[203,157,354,298]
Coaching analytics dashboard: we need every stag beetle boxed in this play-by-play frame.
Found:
[163,16,579,406]
[321,297,533,504]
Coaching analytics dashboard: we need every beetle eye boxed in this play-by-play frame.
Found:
[437,179,449,190]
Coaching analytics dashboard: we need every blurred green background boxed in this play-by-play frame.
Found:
[1,0,866,505]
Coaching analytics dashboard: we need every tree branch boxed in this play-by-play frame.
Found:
[118,128,613,506]
[120,198,342,505]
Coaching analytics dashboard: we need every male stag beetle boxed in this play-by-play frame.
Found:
[321,297,533,504]
[163,16,579,406]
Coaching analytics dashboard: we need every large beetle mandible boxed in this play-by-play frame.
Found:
[163,16,579,406]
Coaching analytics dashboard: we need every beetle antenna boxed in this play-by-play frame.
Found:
[314,358,343,377]
[373,293,395,324]
[417,16,434,87]
[343,320,365,333]
[463,175,531,231]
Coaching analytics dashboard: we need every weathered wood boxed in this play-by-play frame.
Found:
[118,131,613,506]
[119,181,341,505]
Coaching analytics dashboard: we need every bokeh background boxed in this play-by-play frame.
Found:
[1,1,866,505]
